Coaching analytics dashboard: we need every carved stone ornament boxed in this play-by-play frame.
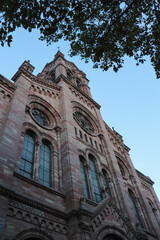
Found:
[74,111,95,134]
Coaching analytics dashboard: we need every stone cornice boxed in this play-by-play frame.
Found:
[0,184,67,219]
[104,121,130,152]
[55,74,101,109]
[12,67,33,82]
[0,74,16,93]
[12,67,61,91]
[14,172,65,197]
[32,76,61,91]
[136,170,154,186]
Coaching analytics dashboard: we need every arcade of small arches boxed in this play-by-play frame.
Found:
[14,227,127,240]
[19,235,123,240]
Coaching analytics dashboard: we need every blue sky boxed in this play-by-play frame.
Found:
[0,28,160,200]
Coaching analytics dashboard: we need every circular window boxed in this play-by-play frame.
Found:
[32,109,49,127]
[29,102,56,129]
[74,111,95,135]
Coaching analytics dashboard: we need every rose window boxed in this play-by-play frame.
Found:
[32,109,49,126]
[74,112,95,134]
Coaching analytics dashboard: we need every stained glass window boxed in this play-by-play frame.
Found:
[102,170,111,197]
[89,155,101,203]
[20,132,35,178]
[39,141,51,187]
[80,157,90,199]
[128,190,142,227]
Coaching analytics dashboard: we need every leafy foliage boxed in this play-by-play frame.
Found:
[0,0,159,77]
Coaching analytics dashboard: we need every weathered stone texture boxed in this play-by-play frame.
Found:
[0,52,159,240]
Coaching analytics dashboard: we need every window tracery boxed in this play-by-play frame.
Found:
[32,109,49,127]
[74,111,95,135]
[39,140,51,187]
[89,154,102,203]
[79,156,90,199]
[19,130,56,189]
[19,131,35,178]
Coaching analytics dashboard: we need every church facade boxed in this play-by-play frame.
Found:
[0,51,159,240]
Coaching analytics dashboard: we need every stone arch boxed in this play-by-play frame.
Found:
[22,122,41,140]
[72,101,99,135]
[114,152,131,174]
[28,95,61,126]
[40,133,58,151]
[86,147,101,167]
[94,225,130,240]
[14,228,53,240]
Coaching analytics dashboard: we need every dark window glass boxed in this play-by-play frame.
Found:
[89,155,101,203]
[79,130,83,139]
[39,141,51,187]
[102,170,111,197]
[67,72,71,81]
[95,141,98,149]
[128,190,142,227]
[76,79,81,89]
[51,72,55,82]
[75,127,77,136]
[90,137,93,146]
[103,234,123,240]
[85,134,88,142]
[80,157,90,199]
[20,132,35,178]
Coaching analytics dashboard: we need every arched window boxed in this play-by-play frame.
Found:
[89,154,101,203]
[51,72,55,82]
[76,79,81,89]
[39,140,51,187]
[128,189,142,227]
[102,170,111,197]
[79,156,90,199]
[19,131,35,178]
[67,72,71,81]
[118,162,125,177]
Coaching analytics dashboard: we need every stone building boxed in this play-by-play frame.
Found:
[0,51,160,240]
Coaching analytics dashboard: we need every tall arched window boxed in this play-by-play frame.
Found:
[128,189,142,227]
[39,140,51,187]
[102,170,111,197]
[79,156,90,199]
[89,154,101,203]
[76,79,81,89]
[20,131,35,178]
[67,72,71,81]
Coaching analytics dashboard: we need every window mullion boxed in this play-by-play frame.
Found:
[33,140,41,181]
[51,151,59,189]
